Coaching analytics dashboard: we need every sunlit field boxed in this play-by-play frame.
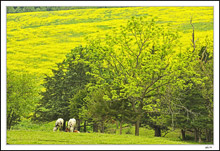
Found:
[7,7,213,78]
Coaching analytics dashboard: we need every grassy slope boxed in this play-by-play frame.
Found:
[7,7,213,79]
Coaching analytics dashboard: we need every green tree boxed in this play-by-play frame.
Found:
[34,46,92,130]
[7,70,40,129]
[23,7,35,12]
[85,17,179,136]
[162,23,213,142]
[7,7,15,13]
[15,7,23,13]
[69,88,89,131]
[86,89,111,133]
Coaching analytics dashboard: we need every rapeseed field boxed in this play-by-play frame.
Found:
[7,7,213,80]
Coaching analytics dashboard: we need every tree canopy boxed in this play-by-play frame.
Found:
[34,16,213,141]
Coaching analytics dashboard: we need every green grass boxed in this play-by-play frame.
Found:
[11,119,55,131]
[7,130,202,145]
[8,119,212,145]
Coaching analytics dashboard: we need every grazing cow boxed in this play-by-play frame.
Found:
[53,118,64,132]
[68,118,76,132]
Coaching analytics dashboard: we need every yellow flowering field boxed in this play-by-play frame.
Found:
[7,7,213,81]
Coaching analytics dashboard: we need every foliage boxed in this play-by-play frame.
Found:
[157,30,214,141]
[11,118,55,131]
[7,6,121,13]
[7,70,40,129]
[33,46,92,124]
[84,16,180,136]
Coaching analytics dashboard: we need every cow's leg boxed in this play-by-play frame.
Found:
[59,126,63,131]
[70,126,74,132]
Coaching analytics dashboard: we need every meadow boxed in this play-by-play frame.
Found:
[6,130,200,144]
[7,119,213,144]
[7,119,211,145]
[6,7,214,145]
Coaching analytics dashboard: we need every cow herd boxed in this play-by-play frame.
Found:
[53,118,80,133]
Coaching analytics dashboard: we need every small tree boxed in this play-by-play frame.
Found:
[7,70,40,129]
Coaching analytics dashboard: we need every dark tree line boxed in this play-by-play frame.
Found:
[7,6,126,14]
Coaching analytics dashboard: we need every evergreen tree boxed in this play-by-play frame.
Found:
[34,46,92,130]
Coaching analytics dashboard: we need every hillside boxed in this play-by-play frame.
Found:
[7,7,213,79]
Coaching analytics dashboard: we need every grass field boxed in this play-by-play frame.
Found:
[7,119,212,144]
[7,7,213,80]
[7,129,209,145]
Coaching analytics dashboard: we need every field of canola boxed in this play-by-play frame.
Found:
[7,7,213,80]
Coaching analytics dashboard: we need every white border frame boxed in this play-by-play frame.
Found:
[1,1,219,150]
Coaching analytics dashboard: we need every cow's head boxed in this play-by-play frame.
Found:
[53,127,57,132]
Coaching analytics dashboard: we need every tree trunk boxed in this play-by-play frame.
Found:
[7,111,12,129]
[205,129,209,142]
[198,129,202,143]
[206,129,212,142]
[84,120,87,132]
[154,126,161,137]
[116,121,119,129]
[181,129,186,140]
[135,120,140,136]
[194,128,198,142]
[120,120,123,135]
[93,122,98,132]
[62,119,66,131]
[8,114,13,130]
[77,119,81,131]
[8,112,16,130]
[208,129,212,142]
[100,121,104,133]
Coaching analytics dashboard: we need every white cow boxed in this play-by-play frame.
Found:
[68,118,76,132]
[53,118,64,132]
